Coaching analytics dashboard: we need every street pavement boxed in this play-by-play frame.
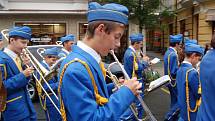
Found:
[33,51,171,121]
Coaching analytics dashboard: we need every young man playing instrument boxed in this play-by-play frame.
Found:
[0,26,37,121]
[164,34,182,121]
[122,33,149,120]
[58,2,142,121]
[39,47,62,121]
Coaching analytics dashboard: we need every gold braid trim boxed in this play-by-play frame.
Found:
[131,52,138,78]
[186,68,201,121]
[0,64,7,111]
[58,58,109,121]
[35,76,47,111]
[167,52,178,87]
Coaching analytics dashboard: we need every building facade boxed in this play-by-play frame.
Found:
[0,0,142,61]
[146,0,215,53]
[0,0,88,44]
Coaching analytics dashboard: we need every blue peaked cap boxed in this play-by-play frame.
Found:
[185,38,197,45]
[129,33,144,42]
[185,43,204,55]
[9,26,32,40]
[61,34,75,43]
[88,2,129,25]
[169,34,183,43]
[44,47,60,57]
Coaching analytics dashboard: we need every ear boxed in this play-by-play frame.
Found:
[95,24,105,34]
[9,38,15,44]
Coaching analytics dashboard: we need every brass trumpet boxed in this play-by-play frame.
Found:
[107,62,139,120]
[1,29,61,115]
[109,50,157,121]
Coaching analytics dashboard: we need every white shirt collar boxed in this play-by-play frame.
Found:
[129,46,136,52]
[3,48,18,59]
[182,60,192,66]
[77,41,101,64]
[169,47,177,54]
[62,48,69,55]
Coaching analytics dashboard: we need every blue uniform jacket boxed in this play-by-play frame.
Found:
[176,63,200,121]
[59,45,136,121]
[0,51,37,121]
[196,49,215,121]
[123,48,148,82]
[164,47,179,85]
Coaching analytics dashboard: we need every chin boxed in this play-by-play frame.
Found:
[100,53,107,57]
[100,52,109,57]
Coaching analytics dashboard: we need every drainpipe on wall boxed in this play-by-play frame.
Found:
[192,6,194,39]
[175,0,178,34]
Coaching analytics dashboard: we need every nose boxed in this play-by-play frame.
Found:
[24,43,28,48]
[115,40,120,48]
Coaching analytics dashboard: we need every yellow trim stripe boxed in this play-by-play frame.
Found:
[161,88,170,95]
[168,52,177,87]
[6,96,22,103]
[0,64,7,79]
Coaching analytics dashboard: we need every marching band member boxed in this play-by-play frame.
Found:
[39,47,62,121]
[0,26,37,121]
[196,34,215,121]
[58,34,75,58]
[164,34,182,121]
[58,2,142,121]
[176,42,203,121]
[122,33,149,120]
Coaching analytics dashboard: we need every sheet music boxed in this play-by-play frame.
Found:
[147,75,170,92]
[150,58,160,64]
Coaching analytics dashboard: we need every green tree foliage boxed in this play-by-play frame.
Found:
[91,0,175,32]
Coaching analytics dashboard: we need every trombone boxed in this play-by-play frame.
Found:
[1,29,61,115]
[36,47,66,81]
[109,50,157,121]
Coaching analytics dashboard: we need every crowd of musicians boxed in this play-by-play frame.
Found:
[0,2,214,121]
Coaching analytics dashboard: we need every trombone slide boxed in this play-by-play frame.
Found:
[110,50,157,121]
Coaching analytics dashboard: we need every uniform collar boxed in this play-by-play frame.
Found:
[169,47,177,54]
[129,45,136,52]
[3,48,18,59]
[182,60,192,66]
[77,41,101,64]
[62,48,69,55]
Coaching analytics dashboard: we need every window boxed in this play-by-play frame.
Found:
[194,14,199,41]
[15,23,66,45]
[169,24,173,35]
[212,22,215,35]
[79,23,88,40]
[180,20,186,35]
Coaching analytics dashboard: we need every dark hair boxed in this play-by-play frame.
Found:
[8,36,25,44]
[62,40,68,46]
[86,21,125,38]
[211,34,215,49]
[185,52,202,58]
[169,42,180,47]
[131,41,140,45]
